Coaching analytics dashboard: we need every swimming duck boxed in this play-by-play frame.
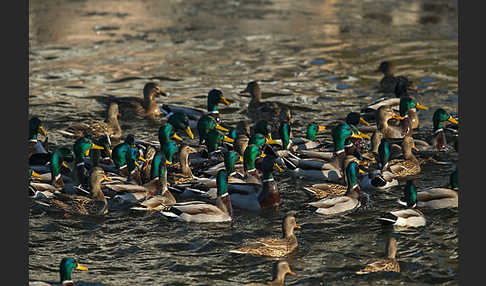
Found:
[379,137,421,179]
[414,108,459,152]
[197,114,230,145]
[205,128,235,155]
[409,169,458,209]
[29,257,88,286]
[72,137,106,188]
[104,82,167,120]
[307,161,366,215]
[160,169,233,223]
[229,215,300,257]
[376,61,416,94]
[244,261,297,286]
[228,120,252,156]
[356,236,400,274]
[167,144,198,185]
[370,106,408,153]
[396,96,428,129]
[164,112,195,140]
[59,102,122,141]
[112,135,143,176]
[28,117,49,159]
[34,167,111,217]
[161,89,231,126]
[378,180,426,228]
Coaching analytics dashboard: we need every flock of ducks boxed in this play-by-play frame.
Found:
[28,61,458,285]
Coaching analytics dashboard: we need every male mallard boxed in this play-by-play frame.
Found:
[244,261,297,286]
[307,161,366,215]
[112,135,145,176]
[411,169,458,209]
[29,257,88,286]
[414,108,459,152]
[378,180,426,228]
[34,167,111,216]
[205,128,235,155]
[396,96,428,129]
[356,236,400,274]
[162,89,231,126]
[59,102,122,141]
[163,112,195,140]
[104,82,167,120]
[72,137,106,188]
[196,114,229,144]
[275,121,325,152]
[28,117,49,159]
[230,215,300,257]
[160,169,233,223]
[376,61,416,94]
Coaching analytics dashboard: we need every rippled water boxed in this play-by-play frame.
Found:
[29,0,458,285]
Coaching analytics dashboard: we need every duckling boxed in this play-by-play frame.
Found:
[307,161,367,215]
[34,167,111,217]
[229,215,300,257]
[29,257,88,286]
[58,102,122,141]
[105,82,167,120]
[244,261,297,286]
[411,169,458,209]
[28,117,49,159]
[376,61,416,94]
[356,236,400,274]
[378,180,426,228]
[160,169,233,223]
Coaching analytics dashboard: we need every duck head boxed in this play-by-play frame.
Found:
[29,117,47,141]
[167,112,194,140]
[345,112,370,127]
[432,108,459,132]
[306,122,326,141]
[73,137,104,163]
[399,96,428,117]
[59,257,88,285]
[207,89,230,112]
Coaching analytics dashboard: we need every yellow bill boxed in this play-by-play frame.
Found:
[288,269,297,276]
[103,176,113,182]
[134,161,141,168]
[265,138,280,145]
[412,145,420,152]
[295,225,302,229]
[172,133,183,141]
[39,125,47,136]
[223,136,235,143]
[358,131,370,140]
[62,161,70,169]
[360,117,371,126]
[91,144,105,150]
[392,114,405,120]
[221,95,231,105]
[239,156,244,162]
[216,125,229,132]
[185,126,194,140]
[31,170,42,178]
[274,162,284,172]
[448,116,459,124]
[358,169,366,175]
[415,103,428,110]
[166,160,172,165]
[76,264,88,271]
[318,125,326,132]
[138,156,147,163]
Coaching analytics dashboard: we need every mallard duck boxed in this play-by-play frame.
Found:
[378,180,426,228]
[197,114,230,145]
[230,215,300,257]
[414,108,459,152]
[227,153,282,211]
[160,169,233,223]
[274,121,325,152]
[58,102,122,141]
[72,137,106,188]
[34,167,111,216]
[28,116,49,159]
[163,112,195,140]
[104,82,167,120]
[29,257,88,286]
[396,96,428,129]
[380,136,421,178]
[161,89,231,126]
[205,128,235,155]
[167,144,198,185]
[307,161,366,215]
[370,106,409,153]
[228,120,252,156]
[376,61,416,94]
[356,236,400,274]
[244,261,297,286]
[112,135,146,176]
[410,169,458,209]
[240,81,291,135]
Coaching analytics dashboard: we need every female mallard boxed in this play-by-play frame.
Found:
[380,136,421,179]
[356,236,400,274]
[244,261,297,286]
[412,169,458,209]
[160,169,233,223]
[414,108,459,152]
[307,161,365,215]
[230,215,301,257]
[59,102,122,141]
[105,82,167,120]
[229,121,252,156]
[376,61,416,94]
[167,144,198,185]
[28,117,49,159]
[29,257,88,286]
[370,106,408,153]
[34,167,111,216]
[378,180,426,228]
[162,89,231,126]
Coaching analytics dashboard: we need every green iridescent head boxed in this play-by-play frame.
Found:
[159,124,176,146]
[261,153,277,180]
[197,115,217,144]
[162,141,179,164]
[450,169,458,190]
[59,257,88,284]
[168,112,194,139]
[73,137,104,163]
[279,121,291,150]
[433,108,459,131]
[150,151,167,180]
[345,161,359,188]
[331,124,354,152]
[248,133,266,148]
[224,151,239,174]
[399,96,428,116]
[402,180,418,207]
[29,117,47,140]
[345,112,370,127]
[216,169,229,197]
[243,144,260,171]
[228,128,238,141]
[378,139,391,170]
[50,147,74,178]
[207,89,230,112]
[305,122,326,141]
[253,120,270,138]
[126,146,140,172]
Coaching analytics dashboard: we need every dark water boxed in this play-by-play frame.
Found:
[29,0,458,285]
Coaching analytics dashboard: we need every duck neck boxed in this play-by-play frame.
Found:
[377,116,390,132]
[345,184,360,199]
[216,193,233,218]
[105,113,121,132]
[260,178,280,209]
[90,178,106,203]
[386,237,398,259]
[180,148,193,177]
[249,90,262,104]
[207,102,218,113]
